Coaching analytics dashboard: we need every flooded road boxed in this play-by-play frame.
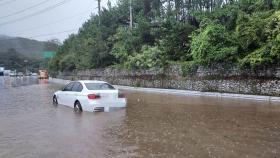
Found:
[1,77,280,158]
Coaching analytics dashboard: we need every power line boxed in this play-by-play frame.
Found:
[0,0,17,6]
[0,0,73,27]
[0,0,51,19]
[28,28,78,38]
[0,28,78,54]
[7,9,92,35]
[0,27,79,42]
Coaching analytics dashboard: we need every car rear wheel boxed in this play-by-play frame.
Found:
[53,96,58,106]
[74,101,83,112]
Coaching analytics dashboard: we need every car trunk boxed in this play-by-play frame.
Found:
[88,90,119,100]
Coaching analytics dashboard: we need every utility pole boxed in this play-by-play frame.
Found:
[96,0,101,25]
[129,0,133,28]
[107,0,111,10]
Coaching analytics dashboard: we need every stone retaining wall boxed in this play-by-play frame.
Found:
[54,66,280,96]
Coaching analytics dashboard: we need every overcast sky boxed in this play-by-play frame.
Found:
[0,0,117,42]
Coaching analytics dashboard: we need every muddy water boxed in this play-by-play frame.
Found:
[1,77,280,158]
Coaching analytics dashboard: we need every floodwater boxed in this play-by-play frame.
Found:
[1,76,280,158]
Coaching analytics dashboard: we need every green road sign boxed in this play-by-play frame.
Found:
[43,51,56,59]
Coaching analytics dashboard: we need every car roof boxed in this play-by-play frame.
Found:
[77,80,108,84]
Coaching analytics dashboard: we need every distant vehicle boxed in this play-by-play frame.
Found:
[4,70,11,76]
[25,72,32,76]
[0,67,4,76]
[31,73,38,76]
[53,80,127,112]
[10,71,16,77]
[38,70,48,79]
[17,72,24,76]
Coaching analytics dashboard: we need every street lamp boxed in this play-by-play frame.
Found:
[24,60,28,76]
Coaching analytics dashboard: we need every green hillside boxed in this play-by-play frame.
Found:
[0,35,59,71]
[0,35,58,59]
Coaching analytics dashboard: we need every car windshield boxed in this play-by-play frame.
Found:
[85,83,115,90]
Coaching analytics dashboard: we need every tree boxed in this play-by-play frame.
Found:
[48,0,280,72]
[44,39,61,51]
[191,22,238,66]
[239,11,280,68]
[160,19,195,61]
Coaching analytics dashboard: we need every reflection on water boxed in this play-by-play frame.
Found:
[0,79,280,158]
[106,92,280,158]
[0,76,39,89]
[0,80,125,158]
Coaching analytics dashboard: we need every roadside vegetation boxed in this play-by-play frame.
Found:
[49,0,280,72]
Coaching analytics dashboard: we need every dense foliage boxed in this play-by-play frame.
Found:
[49,0,280,72]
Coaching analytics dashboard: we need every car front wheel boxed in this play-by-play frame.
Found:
[53,96,58,106]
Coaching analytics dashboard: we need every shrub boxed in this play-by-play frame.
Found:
[181,61,198,77]
[191,23,238,66]
[125,45,167,69]
[239,11,280,68]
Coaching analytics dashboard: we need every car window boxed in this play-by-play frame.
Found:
[77,84,83,92]
[71,82,83,92]
[71,82,79,92]
[63,82,74,91]
[85,83,115,90]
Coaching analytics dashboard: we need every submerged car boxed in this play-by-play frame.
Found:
[53,80,127,112]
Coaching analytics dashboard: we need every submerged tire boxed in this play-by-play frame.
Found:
[53,96,58,106]
[74,101,83,112]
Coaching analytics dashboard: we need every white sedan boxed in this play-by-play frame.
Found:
[53,80,127,112]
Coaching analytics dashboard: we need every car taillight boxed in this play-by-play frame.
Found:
[118,93,125,98]
[88,94,101,100]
